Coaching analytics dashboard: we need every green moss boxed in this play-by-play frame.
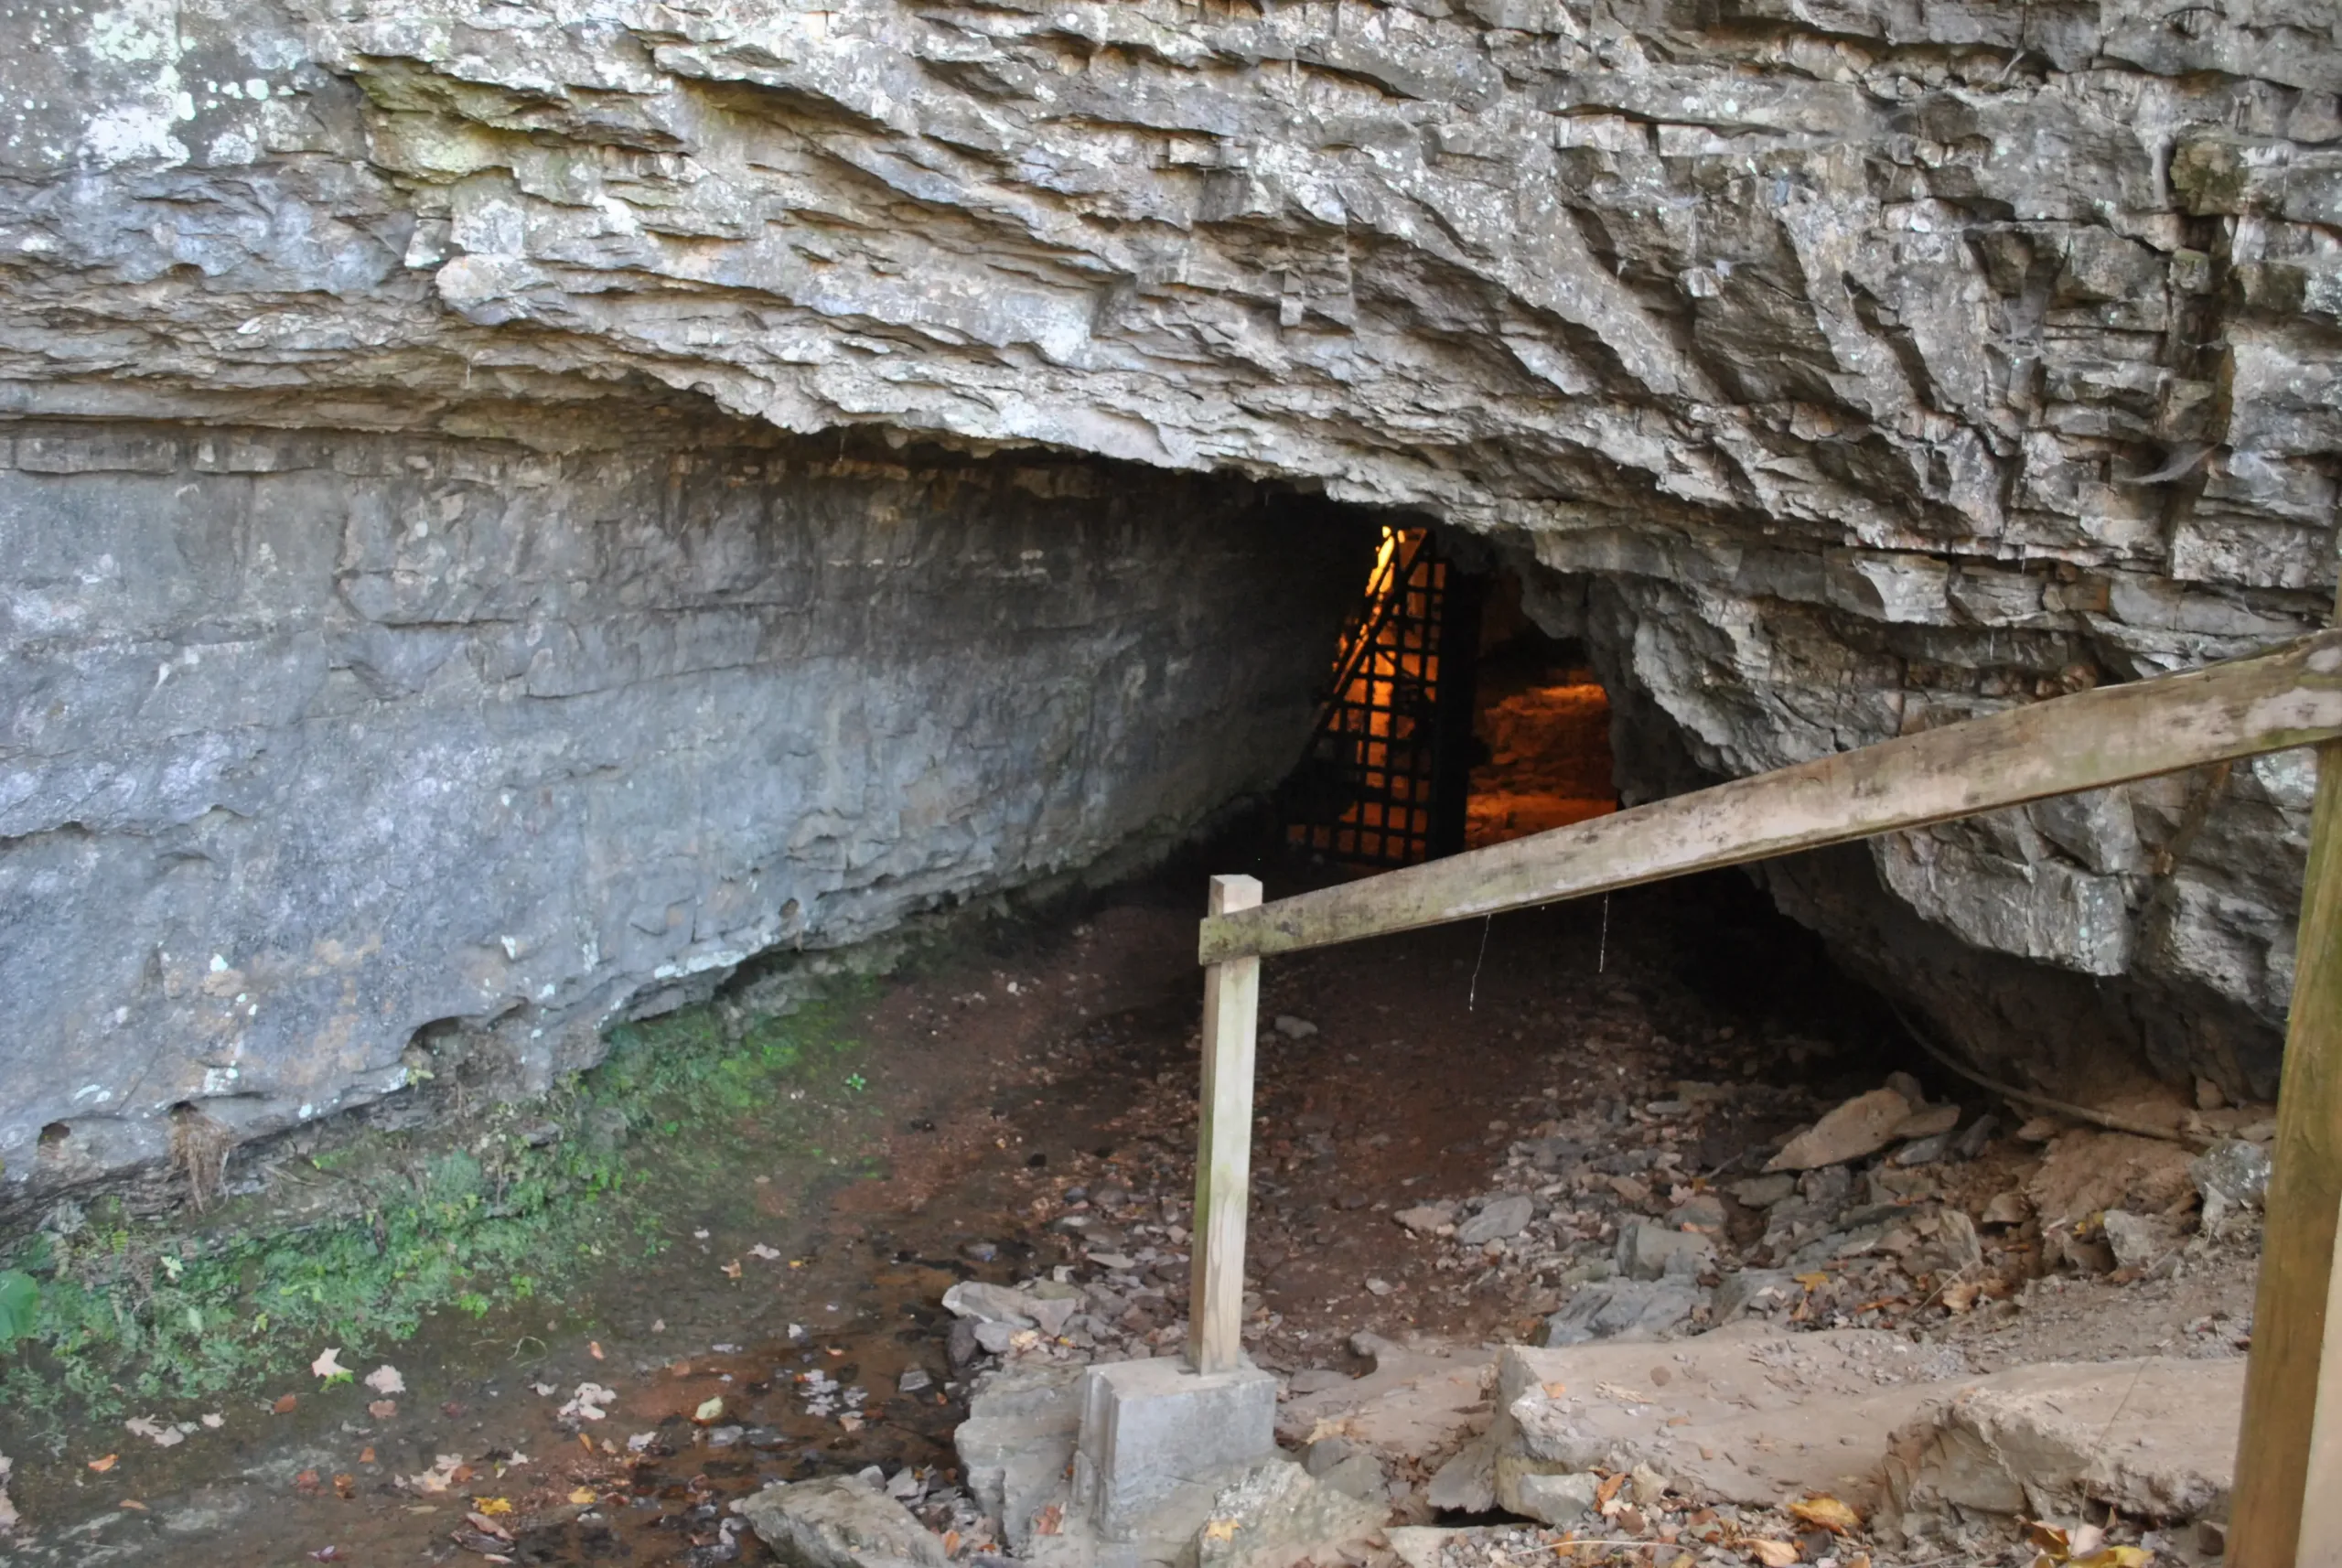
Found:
[0,985,871,1430]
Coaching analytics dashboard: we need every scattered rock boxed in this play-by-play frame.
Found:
[1539,1280,1703,1345]
[1456,1195,1534,1246]
[1272,1016,1319,1040]
[1979,1191,2029,1227]
[1425,1435,1498,1513]
[1891,1134,1950,1166]
[1392,1204,1455,1236]
[1894,1102,1961,1140]
[731,1475,948,1568]
[940,1282,1038,1326]
[1714,1270,1797,1322]
[1511,1470,1598,1527]
[1189,1457,1381,1568]
[2191,1139,2272,1211]
[2101,1209,2181,1271]
[1615,1222,1714,1282]
[1728,1175,1796,1208]
[1766,1090,1912,1172]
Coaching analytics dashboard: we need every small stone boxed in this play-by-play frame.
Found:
[1714,1270,1795,1322]
[1456,1194,1533,1245]
[2195,1077,2227,1112]
[1393,1203,1456,1235]
[1628,1463,1669,1508]
[2191,1139,2272,1210]
[1664,1194,1726,1231]
[1616,1221,1714,1282]
[1885,1071,1927,1104]
[941,1282,1037,1326]
[1727,1175,1797,1208]
[898,1367,933,1394]
[1953,1114,2000,1160]
[1766,1089,1912,1172]
[1273,1015,1319,1039]
[2103,1209,2180,1271]
[1894,1102,1961,1139]
[960,1240,999,1263]
[1980,1190,2029,1227]
[1891,1133,1950,1167]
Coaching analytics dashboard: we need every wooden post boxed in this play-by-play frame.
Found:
[1188,874,1262,1376]
[2296,1185,2342,1559]
[2231,727,2342,1567]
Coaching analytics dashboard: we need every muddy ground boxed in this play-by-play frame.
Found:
[0,836,2259,1567]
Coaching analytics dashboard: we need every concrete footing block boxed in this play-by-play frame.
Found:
[1073,1357,1278,1541]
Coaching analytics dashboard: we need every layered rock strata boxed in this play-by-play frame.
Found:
[0,416,1361,1201]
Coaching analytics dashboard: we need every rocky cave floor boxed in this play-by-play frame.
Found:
[0,849,2267,1568]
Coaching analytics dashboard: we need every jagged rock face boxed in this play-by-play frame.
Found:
[3,0,2337,1123]
[0,418,1362,1200]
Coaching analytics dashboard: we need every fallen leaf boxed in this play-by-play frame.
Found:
[274,1394,298,1415]
[1596,1473,1628,1510]
[568,1487,598,1506]
[2075,1551,2152,1568]
[465,1509,514,1540]
[124,1416,184,1448]
[474,1498,513,1516]
[1788,1495,1861,1535]
[119,1499,147,1510]
[1541,1380,1568,1398]
[748,1244,781,1261]
[88,1455,118,1473]
[309,1549,345,1563]
[720,1259,743,1280]
[1747,1541,1799,1567]
[369,1401,398,1420]
[587,1341,604,1360]
[693,1397,725,1423]
[942,1530,961,1556]
[1202,1519,1239,1542]
[1794,1272,1830,1291]
[1033,1503,1063,1537]
[311,1348,349,1381]
[333,1473,356,1499]
[365,1365,406,1396]
[360,1447,376,1466]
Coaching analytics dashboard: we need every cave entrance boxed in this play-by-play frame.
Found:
[1280,528,1617,868]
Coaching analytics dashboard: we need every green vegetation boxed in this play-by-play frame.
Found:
[0,987,870,1429]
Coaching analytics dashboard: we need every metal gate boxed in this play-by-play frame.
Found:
[1283,527,1482,867]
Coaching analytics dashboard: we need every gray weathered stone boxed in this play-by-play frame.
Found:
[0,424,1358,1204]
[1455,1195,1534,1247]
[733,1475,947,1568]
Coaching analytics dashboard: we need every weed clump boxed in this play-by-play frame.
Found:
[0,991,864,1430]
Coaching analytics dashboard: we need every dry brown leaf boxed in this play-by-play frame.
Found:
[1788,1494,1861,1535]
[88,1455,118,1473]
[368,1401,398,1420]
[569,1487,598,1505]
[273,1394,298,1415]
[586,1341,604,1360]
[1747,1541,1799,1567]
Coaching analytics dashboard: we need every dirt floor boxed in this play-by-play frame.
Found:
[0,835,2262,1568]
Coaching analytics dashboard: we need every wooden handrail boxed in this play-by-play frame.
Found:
[1202,628,2342,964]
[1186,623,2342,1565]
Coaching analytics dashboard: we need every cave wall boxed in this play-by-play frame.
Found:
[0,416,1365,1199]
[4,0,2339,1135]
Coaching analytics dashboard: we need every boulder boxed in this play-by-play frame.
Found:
[1539,1279,1704,1345]
[1766,1090,1912,1172]
[733,1476,948,1568]
[1456,1195,1534,1246]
